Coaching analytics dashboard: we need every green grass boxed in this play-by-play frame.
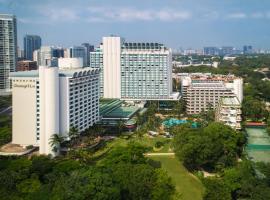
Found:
[151,156,204,200]
[102,135,173,153]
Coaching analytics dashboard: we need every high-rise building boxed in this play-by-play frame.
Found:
[10,60,100,155]
[70,46,87,67]
[215,96,242,130]
[90,36,178,100]
[180,73,243,114]
[52,47,64,58]
[203,47,219,56]
[82,43,94,67]
[220,46,234,55]
[0,14,17,95]
[243,45,253,54]
[23,35,41,61]
[34,46,58,67]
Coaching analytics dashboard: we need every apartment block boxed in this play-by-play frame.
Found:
[215,97,242,130]
[0,14,17,95]
[180,73,243,114]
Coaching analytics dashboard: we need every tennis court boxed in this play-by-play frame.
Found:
[246,127,270,163]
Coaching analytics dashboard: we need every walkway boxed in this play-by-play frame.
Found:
[145,152,175,156]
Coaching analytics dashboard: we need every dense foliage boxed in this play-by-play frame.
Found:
[203,161,270,200]
[0,144,175,200]
[173,122,245,171]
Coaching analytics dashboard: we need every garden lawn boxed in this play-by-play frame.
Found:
[151,155,204,200]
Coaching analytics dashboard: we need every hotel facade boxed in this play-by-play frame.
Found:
[90,36,178,100]
[180,73,243,115]
[10,59,100,155]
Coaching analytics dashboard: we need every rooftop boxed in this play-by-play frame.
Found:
[10,67,100,78]
[100,99,140,120]
[221,97,240,105]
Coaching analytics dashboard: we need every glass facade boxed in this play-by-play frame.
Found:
[0,14,17,93]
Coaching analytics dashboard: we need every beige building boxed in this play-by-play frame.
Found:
[180,73,243,114]
[215,97,242,130]
[10,60,100,155]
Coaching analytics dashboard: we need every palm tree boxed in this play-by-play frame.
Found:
[69,126,79,139]
[49,134,66,153]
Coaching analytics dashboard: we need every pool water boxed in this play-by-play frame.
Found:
[163,118,198,128]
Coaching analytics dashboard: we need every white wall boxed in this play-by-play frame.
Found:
[102,36,121,98]
[58,58,83,70]
[59,77,69,137]
[12,78,37,146]
[39,66,59,155]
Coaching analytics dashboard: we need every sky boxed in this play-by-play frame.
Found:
[1,0,270,50]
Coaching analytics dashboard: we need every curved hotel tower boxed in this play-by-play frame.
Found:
[10,58,100,155]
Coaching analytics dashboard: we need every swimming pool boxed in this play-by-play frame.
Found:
[162,118,198,128]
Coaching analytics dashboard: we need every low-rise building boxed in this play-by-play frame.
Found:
[16,60,37,71]
[180,73,243,114]
[215,97,241,130]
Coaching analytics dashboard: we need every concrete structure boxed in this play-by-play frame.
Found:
[90,36,178,100]
[215,97,241,130]
[58,58,83,70]
[0,14,17,95]
[34,46,58,67]
[10,64,100,155]
[180,73,243,114]
[16,60,37,71]
[23,35,41,60]
[70,46,87,67]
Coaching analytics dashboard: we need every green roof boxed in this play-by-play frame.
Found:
[100,99,140,119]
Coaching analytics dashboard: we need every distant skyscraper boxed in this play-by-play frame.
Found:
[34,46,58,67]
[24,35,41,60]
[52,47,64,58]
[203,47,219,56]
[243,45,253,54]
[70,46,87,66]
[0,14,17,95]
[82,43,94,66]
[220,46,234,55]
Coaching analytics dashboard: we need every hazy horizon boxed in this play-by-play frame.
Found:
[1,0,270,50]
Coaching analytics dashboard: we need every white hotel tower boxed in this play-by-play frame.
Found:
[90,36,179,100]
[10,58,100,155]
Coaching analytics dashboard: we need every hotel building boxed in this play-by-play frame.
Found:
[90,36,178,100]
[215,96,242,130]
[10,58,100,155]
[0,14,17,95]
[180,73,243,114]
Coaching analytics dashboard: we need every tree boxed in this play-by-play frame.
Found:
[203,178,232,200]
[68,126,79,139]
[242,96,268,121]
[49,134,66,153]
[173,122,245,171]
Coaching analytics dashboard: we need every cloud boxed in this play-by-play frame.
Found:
[226,12,247,19]
[86,6,192,22]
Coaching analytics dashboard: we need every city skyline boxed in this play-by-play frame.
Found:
[1,0,270,49]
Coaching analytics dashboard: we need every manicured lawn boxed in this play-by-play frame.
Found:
[105,135,173,153]
[151,155,204,200]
